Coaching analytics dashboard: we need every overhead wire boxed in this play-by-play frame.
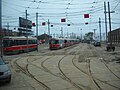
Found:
[2,1,26,9]
[3,3,24,13]
[2,0,119,30]
[112,0,120,10]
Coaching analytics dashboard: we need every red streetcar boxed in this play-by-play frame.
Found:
[49,38,79,50]
[49,38,65,49]
[3,36,38,54]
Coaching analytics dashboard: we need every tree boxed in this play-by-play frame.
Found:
[85,32,93,41]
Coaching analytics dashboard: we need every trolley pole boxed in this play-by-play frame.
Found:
[0,0,3,58]
[36,12,38,51]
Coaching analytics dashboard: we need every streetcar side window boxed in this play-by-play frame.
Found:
[22,40,27,45]
[59,40,61,44]
[3,37,37,47]
[33,40,37,44]
[29,40,37,44]
[3,40,16,47]
[17,40,27,45]
[9,40,15,46]
[3,40,10,47]
[64,40,67,43]
[55,40,59,44]
[28,40,32,44]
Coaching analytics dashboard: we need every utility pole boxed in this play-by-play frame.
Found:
[0,0,1,31]
[108,2,112,49]
[99,17,102,42]
[48,19,50,43]
[80,29,82,40]
[36,12,38,37]
[7,23,10,36]
[25,10,28,53]
[104,2,108,43]
[93,29,96,40]
[36,12,38,51]
[7,23,9,30]
[61,27,63,38]
[0,0,3,58]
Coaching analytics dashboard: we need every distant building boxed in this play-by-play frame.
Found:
[37,34,52,43]
[18,28,33,36]
[1,28,12,36]
[0,28,19,38]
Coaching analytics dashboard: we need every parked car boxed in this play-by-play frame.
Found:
[93,41,101,47]
[106,43,115,51]
[0,57,11,83]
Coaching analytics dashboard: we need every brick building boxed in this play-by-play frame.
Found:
[108,28,120,44]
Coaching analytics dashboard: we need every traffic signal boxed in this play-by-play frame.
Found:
[67,24,70,26]
[85,22,88,25]
[84,14,89,18]
[32,23,35,26]
[51,25,53,27]
[42,22,46,26]
[61,18,66,22]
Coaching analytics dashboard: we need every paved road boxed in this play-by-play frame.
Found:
[0,43,120,90]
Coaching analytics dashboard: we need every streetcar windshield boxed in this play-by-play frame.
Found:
[50,39,59,44]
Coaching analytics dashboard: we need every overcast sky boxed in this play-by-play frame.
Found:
[2,0,120,39]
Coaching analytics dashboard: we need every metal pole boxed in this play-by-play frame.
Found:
[25,10,28,53]
[93,29,96,40]
[0,0,3,58]
[108,2,112,49]
[0,0,1,30]
[48,19,50,43]
[104,2,108,43]
[99,17,102,42]
[7,23,9,30]
[61,27,63,38]
[81,29,82,40]
[7,23,9,36]
[67,31,68,38]
[36,12,38,51]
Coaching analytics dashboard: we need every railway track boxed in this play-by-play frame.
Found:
[37,54,84,90]
[9,43,120,90]
[13,55,83,90]
[71,44,120,90]
[71,44,102,90]
[88,45,120,89]
[12,56,52,90]
[12,44,100,90]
